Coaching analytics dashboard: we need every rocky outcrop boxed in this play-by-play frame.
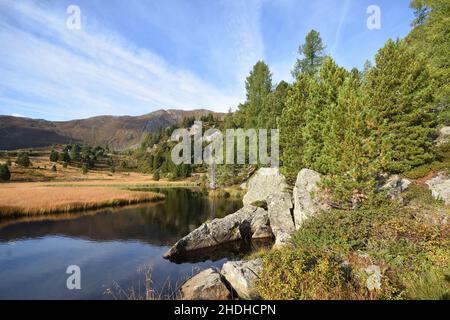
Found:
[221,259,263,300]
[243,168,289,206]
[293,169,330,229]
[267,193,295,247]
[426,173,450,205]
[163,206,272,259]
[180,268,232,300]
[381,175,411,200]
[436,126,450,146]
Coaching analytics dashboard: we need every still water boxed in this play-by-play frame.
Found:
[0,188,243,299]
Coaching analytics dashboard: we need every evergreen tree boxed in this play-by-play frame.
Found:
[16,152,31,167]
[320,74,378,207]
[258,81,290,130]
[365,39,435,173]
[292,30,326,78]
[59,150,70,162]
[49,150,59,162]
[407,0,449,125]
[279,73,312,180]
[302,57,347,173]
[239,61,272,128]
[0,163,11,181]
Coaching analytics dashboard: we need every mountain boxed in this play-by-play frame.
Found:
[0,109,222,150]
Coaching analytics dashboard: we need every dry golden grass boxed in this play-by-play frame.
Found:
[0,185,165,217]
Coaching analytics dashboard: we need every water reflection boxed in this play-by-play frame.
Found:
[0,188,244,299]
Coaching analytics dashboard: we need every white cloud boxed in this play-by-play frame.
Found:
[0,0,264,120]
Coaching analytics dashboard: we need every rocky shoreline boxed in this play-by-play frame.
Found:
[164,161,449,300]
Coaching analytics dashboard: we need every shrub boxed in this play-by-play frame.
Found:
[51,165,57,172]
[58,150,70,162]
[81,164,88,174]
[153,170,160,181]
[16,152,31,167]
[63,162,68,168]
[49,150,59,162]
[0,164,11,181]
[6,159,11,166]
[256,198,449,300]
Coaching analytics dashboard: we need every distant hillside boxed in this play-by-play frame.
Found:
[0,109,223,150]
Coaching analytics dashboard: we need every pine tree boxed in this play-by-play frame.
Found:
[292,30,326,78]
[302,57,347,173]
[258,81,290,130]
[0,163,11,181]
[239,61,272,128]
[407,0,449,125]
[365,39,435,174]
[49,150,59,162]
[320,74,378,207]
[16,152,31,167]
[279,73,312,180]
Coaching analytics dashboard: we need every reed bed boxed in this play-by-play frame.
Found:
[0,185,165,218]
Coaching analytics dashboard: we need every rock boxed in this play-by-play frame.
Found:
[267,192,295,247]
[243,168,289,206]
[250,208,273,239]
[240,181,248,190]
[426,172,450,205]
[436,126,450,146]
[163,206,273,259]
[381,175,411,200]
[221,259,263,300]
[180,268,231,300]
[293,169,330,229]
[365,265,382,291]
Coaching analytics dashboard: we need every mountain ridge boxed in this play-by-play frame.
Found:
[0,109,223,150]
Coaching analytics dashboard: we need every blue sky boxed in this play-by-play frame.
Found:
[0,0,414,121]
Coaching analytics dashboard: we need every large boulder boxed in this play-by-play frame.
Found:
[221,259,263,300]
[180,268,232,300]
[426,173,450,205]
[293,169,330,229]
[243,168,289,206]
[163,206,272,259]
[267,192,295,247]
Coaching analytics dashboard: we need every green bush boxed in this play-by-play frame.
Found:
[153,170,160,181]
[16,152,31,167]
[256,195,449,300]
[51,165,57,172]
[0,164,11,181]
[81,164,88,174]
[49,150,59,162]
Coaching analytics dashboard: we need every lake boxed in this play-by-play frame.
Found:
[0,188,246,299]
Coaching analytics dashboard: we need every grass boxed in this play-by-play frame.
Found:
[254,184,450,300]
[0,185,165,217]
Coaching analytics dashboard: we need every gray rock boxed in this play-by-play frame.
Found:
[250,208,273,239]
[436,126,450,146]
[221,259,263,300]
[293,169,330,229]
[163,206,272,259]
[180,268,231,300]
[381,175,411,200]
[243,168,289,206]
[426,173,450,205]
[267,192,295,247]
[365,265,382,291]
